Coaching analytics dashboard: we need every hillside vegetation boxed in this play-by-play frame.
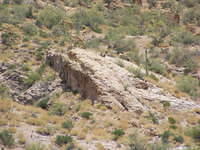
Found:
[0,0,200,149]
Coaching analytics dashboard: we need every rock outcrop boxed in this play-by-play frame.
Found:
[47,48,200,112]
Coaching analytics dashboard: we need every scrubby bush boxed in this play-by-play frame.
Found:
[149,60,166,75]
[127,67,144,79]
[176,75,199,98]
[173,135,184,143]
[72,8,104,33]
[181,0,199,8]
[23,72,40,87]
[0,130,14,147]
[183,7,200,26]
[173,31,199,45]
[49,103,67,116]
[55,135,72,146]
[37,6,65,29]
[161,130,172,143]
[36,97,49,109]
[168,117,176,124]
[1,32,18,46]
[62,121,73,130]
[168,47,198,73]
[112,129,125,140]
[36,126,54,136]
[187,126,200,142]
[0,84,8,98]
[113,39,136,53]
[25,142,46,150]
[22,23,38,36]
[80,112,93,119]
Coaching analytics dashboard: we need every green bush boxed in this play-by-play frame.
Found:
[161,130,172,144]
[25,142,46,150]
[176,75,199,97]
[62,121,73,130]
[72,9,104,32]
[0,130,14,147]
[49,103,67,116]
[37,6,65,29]
[181,0,199,8]
[36,97,49,109]
[23,72,40,87]
[22,23,38,36]
[149,60,166,75]
[168,117,176,124]
[55,135,72,146]
[113,39,136,53]
[183,7,200,26]
[36,126,54,136]
[80,112,93,119]
[1,32,18,46]
[127,67,144,79]
[112,129,125,140]
[188,126,200,142]
[148,112,159,124]
[0,84,8,98]
[173,31,199,45]
[173,135,184,143]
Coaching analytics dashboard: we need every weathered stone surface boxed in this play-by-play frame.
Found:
[47,48,200,112]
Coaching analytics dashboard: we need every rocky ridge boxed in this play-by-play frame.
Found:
[47,48,200,113]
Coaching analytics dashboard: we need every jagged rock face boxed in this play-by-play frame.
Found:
[47,48,200,112]
[0,62,62,104]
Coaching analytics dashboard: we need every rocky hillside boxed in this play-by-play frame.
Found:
[0,0,200,150]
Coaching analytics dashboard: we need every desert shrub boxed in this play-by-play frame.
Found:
[161,101,171,108]
[129,133,148,150]
[161,130,172,143]
[149,60,166,75]
[49,103,67,116]
[80,112,93,119]
[62,121,73,130]
[23,72,40,87]
[37,6,65,29]
[64,0,79,7]
[168,47,198,72]
[176,75,199,97]
[181,0,199,8]
[113,39,136,53]
[0,130,14,147]
[0,5,32,24]
[148,112,159,124]
[173,31,199,45]
[22,23,38,36]
[173,135,184,143]
[147,0,157,8]
[25,142,46,150]
[3,0,24,4]
[36,126,54,136]
[72,8,104,33]
[1,32,18,46]
[55,135,72,146]
[52,23,69,37]
[85,38,101,49]
[0,84,8,98]
[36,97,49,109]
[168,117,176,124]
[112,129,125,140]
[187,126,200,142]
[127,67,144,79]
[183,7,200,26]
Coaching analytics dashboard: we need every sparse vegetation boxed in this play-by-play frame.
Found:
[80,112,93,119]
[112,129,125,140]
[55,135,73,146]
[0,130,15,147]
